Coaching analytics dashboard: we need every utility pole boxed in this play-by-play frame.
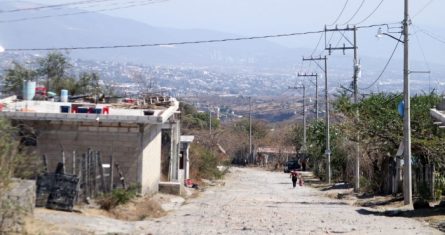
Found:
[249,96,252,163]
[298,73,319,120]
[403,0,412,206]
[303,56,331,184]
[325,25,361,192]
[209,107,212,136]
[289,85,307,151]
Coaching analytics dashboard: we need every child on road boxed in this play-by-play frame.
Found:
[290,170,299,188]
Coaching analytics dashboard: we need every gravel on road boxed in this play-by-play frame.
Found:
[35,167,442,235]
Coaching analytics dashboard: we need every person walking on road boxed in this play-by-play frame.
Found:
[290,170,299,188]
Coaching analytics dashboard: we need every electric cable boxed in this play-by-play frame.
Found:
[354,0,385,25]
[0,0,117,13]
[340,0,365,26]
[4,23,391,52]
[413,27,432,92]
[412,0,434,19]
[327,0,349,26]
[5,30,325,51]
[413,25,445,45]
[359,34,402,91]
[0,0,166,23]
[310,33,324,56]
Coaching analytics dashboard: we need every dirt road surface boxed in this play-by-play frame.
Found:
[35,167,441,234]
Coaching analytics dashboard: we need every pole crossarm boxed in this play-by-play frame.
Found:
[324,25,357,55]
[297,73,320,120]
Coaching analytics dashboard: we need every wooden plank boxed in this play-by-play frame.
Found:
[92,151,97,197]
[42,154,48,173]
[72,150,76,175]
[61,150,66,174]
[109,155,114,192]
[76,156,83,204]
[97,152,106,193]
[115,163,126,189]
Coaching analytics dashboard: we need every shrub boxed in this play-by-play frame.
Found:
[97,186,138,211]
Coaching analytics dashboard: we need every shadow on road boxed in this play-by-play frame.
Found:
[271,201,350,206]
[356,206,445,218]
[320,183,353,192]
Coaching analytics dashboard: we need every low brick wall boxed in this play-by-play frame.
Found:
[0,179,36,234]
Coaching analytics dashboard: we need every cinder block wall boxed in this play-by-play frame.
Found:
[141,125,162,195]
[27,120,161,194]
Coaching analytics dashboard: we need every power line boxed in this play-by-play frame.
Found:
[3,23,390,52]
[0,0,116,13]
[310,33,324,56]
[413,25,445,44]
[340,0,365,25]
[412,0,434,19]
[359,34,402,91]
[413,27,432,92]
[5,30,325,52]
[0,0,166,23]
[327,0,349,26]
[354,0,385,25]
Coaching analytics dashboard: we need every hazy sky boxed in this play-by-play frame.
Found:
[8,0,443,91]
[24,0,445,63]
[104,0,443,34]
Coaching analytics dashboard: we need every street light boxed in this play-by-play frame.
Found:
[376,27,404,43]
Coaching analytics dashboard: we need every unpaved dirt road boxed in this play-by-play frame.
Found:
[36,167,441,234]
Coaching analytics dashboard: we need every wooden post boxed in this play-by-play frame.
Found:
[92,151,97,197]
[97,152,105,193]
[82,153,87,201]
[72,150,76,175]
[61,150,66,174]
[115,163,126,189]
[431,164,436,200]
[89,149,95,198]
[42,154,48,173]
[109,155,114,192]
[87,150,92,198]
[76,157,82,204]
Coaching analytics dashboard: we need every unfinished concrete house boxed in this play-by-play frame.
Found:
[0,95,181,195]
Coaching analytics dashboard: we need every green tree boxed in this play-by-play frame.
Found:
[37,51,73,92]
[180,103,220,130]
[1,62,36,95]
[76,72,102,96]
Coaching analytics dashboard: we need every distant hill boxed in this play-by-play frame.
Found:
[0,1,311,69]
[1,1,444,89]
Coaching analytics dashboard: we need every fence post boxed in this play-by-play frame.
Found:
[42,154,48,173]
[82,153,87,202]
[72,150,76,175]
[97,152,105,194]
[109,155,114,192]
[431,164,436,200]
[61,150,66,174]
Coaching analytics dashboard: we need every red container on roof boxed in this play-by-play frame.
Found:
[35,87,47,96]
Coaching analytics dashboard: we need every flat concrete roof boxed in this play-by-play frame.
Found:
[0,97,179,124]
